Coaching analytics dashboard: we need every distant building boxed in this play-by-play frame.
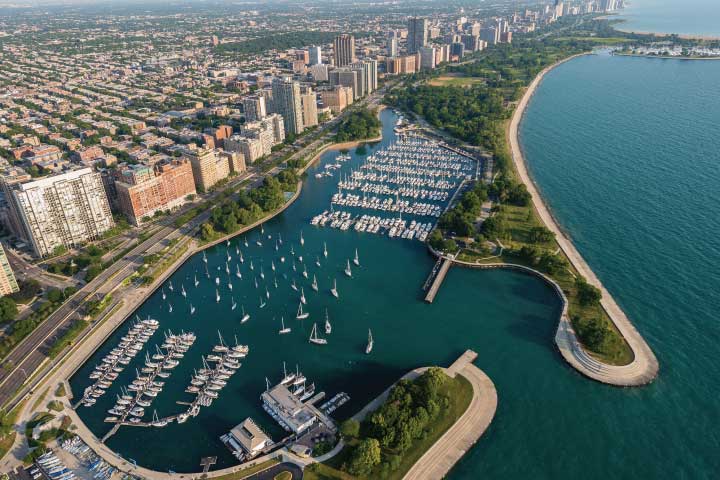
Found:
[329,68,359,100]
[450,42,466,59]
[308,64,329,82]
[185,148,229,192]
[419,46,437,70]
[407,17,428,54]
[114,159,196,225]
[0,167,32,239]
[308,45,322,65]
[272,77,304,136]
[261,383,317,434]
[333,34,356,67]
[321,86,354,114]
[0,243,19,296]
[300,90,319,128]
[480,26,499,45]
[11,168,114,257]
[243,95,267,122]
[236,113,286,157]
[387,33,399,57]
[224,418,272,459]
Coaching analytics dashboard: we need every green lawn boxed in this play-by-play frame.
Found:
[306,373,474,480]
[209,459,279,480]
[427,75,486,87]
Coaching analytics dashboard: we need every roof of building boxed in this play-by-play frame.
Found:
[230,418,271,452]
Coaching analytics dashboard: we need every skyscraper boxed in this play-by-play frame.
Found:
[309,46,322,65]
[387,31,398,57]
[272,77,305,136]
[300,90,319,128]
[242,95,267,122]
[407,17,428,54]
[329,69,360,100]
[0,243,19,296]
[11,168,114,257]
[333,34,355,67]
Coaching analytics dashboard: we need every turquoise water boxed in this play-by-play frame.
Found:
[616,0,720,37]
[70,54,720,477]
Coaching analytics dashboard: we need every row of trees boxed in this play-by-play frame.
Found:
[436,182,489,238]
[335,108,381,143]
[338,368,452,477]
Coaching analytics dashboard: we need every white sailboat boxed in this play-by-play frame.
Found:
[325,309,332,335]
[244,238,249,248]
[236,245,240,256]
[290,245,295,256]
[241,305,250,323]
[315,256,321,267]
[250,260,254,271]
[311,274,319,292]
[296,302,309,320]
[259,297,266,309]
[235,264,242,279]
[181,284,186,298]
[228,279,233,291]
[300,287,307,305]
[168,281,174,292]
[239,251,244,263]
[292,260,297,272]
[279,317,291,335]
[254,277,258,289]
[291,279,298,291]
[216,289,220,303]
[278,233,283,245]
[168,303,173,313]
[366,329,373,354]
[215,276,220,286]
[271,260,276,271]
[345,260,352,278]
[161,288,166,301]
[194,275,199,287]
[331,279,339,298]
[260,266,265,279]
[353,248,360,266]
[231,297,237,311]
[265,287,270,299]
[275,241,279,251]
[190,304,195,315]
[302,265,308,279]
[203,251,208,263]
[309,323,327,345]
[300,231,305,246]
[225,262,230,275]
[323,242,328,258]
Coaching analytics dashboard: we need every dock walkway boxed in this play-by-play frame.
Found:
[424,257,452,303]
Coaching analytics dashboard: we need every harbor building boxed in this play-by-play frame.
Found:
[333,34,355,67]
[0,243,19,296]
[272,77,305,136]
[261,383,317,434]
[222,418,272,460]
[11,168,114,257]
[114,159,196,225]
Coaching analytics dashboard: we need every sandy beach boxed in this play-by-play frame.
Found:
[507,53,659,386]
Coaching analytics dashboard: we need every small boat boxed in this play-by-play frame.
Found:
[241,306,250,323]
[271,260,276,271]
[215,276,220,286]
[260,267,265,279]
[250,260,254,271]
[292,260,297,272]
[291,279,298,291]
[161,288,166,301]
[309,323,327,345]
[256,239,263,247]
[315,256,321,267]
[265,287,270,299]
[345,260,352,278]
[300,231,305,246]
[231,297,237,311]
[236,245,240,255]
[331,279,339,298]
[323,242,328,258]
[181,284,186,298]
[296,302,309,320]
[203,251,207,263]
[194,275,199,287]
[236,264,242,278]
[254,277,258,289]
[239,251,244,263]
[275,241,279,251]
[353,248,360,266]
[228,281,233,291]
[279,317,291,335]
[225,262,230,275]
[216,289,220,303]
[311,274,318,292]
[290,245,295,256]
[300,288,307,305]
[325,309,332,335]
[302,265,308,279]
[190,304,195,315]
[278,233,283,245]
[366,329,373,354]
[168,303,173,313]
[259,297,266,309]
[168,281,174,292]
[244,238,249,247]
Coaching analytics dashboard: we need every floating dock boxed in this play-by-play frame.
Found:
[424,258,452,303]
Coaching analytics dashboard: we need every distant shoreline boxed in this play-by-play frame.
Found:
[612,52,720,61]
[604,14,720,41]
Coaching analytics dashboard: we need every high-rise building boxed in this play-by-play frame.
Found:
[480,26,499,45]
[300,90,319,128]
[238,113,286,156]
[272,77,305,136]
[329,69,360,100]
[407,17,428,54]
[0,243,19,296]
[321,86,354,114]
[450,42,465,59]
[309,64,329,82]
[114,159,196,225]
[349,64,367,98]
[243,95,267,122]
[185,148,229,192]
[387,31,399,57]
[309,46,322,65]
[0,167,31,239]
[419,46,437,70]
[11,168,114,257]
[333,34,356,67]
[226,136,265,164]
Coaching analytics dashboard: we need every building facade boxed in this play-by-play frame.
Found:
[0,243,19,296]
[333,34,356,67]
[407,17,428,54]
[271,77,304,136]
[243,95,267,122]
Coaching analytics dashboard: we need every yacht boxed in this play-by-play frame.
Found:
[354,249,360,266]
[309,323,327,345]
[161,288,166,301]
[190,304,195,315]
[331,279,339,298]
[311,274,319,292]
[323,242,328,258]
[325,309,332,335]
[366,329,373,354]
[296,302,309,320]
[300,288,307,305]
[231,297,237,311]
[241,306,250,323]
[216,289,220,303]
[291,279,298,291]
[236,264,242,278]
[345,260,352,278]
[279,317,291,334]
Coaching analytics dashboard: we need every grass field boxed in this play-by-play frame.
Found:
[427,74,486,87]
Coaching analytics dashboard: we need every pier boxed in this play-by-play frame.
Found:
[424,257,452,303]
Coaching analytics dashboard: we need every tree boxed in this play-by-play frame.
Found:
[46,288,63,304]
[339,418,360,438]
[529,226,555,244]
[0,297,18,324]
[346,438,381,476]
[576,278,602,306]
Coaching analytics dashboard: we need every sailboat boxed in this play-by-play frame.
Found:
[236,245,240,256]
[271,260,276,272]
[291,279,298,291]
[323,242,328,258]
[278,233,283,245]
[241,305,250,323]
[345,260,352,278]
[239,251,244,263]
[265,287,270,299]
[244,238,249,247]
[309,323,327,345]
[202,251,207,263]
[254,277,258,289]
[261,224,265,235]
[324,309,332,335]
[168,281,174,292]
[275,241,279,252]
[190,304,195,315]
[228,279,233,291]
[279,317,291,335]
[152,410,167,427]
[292,260,297,272]
[235,264,242,279]
[194,275,199,287]
[296,302,309,320]
[260,267,265,279]
[315,256,321,267]
[302,265,308,279]
[259,297,266,309]
[366,329,373,354]
[181,284,186,298]
[300,288,307,305]
[300,231,305,246]
[230,297,237,310]
[274,277,278,289]
[353,249,360,266]
[250,260,254,271]
[311,274,318,292]
[161,288,166,301]
[225,262,230,275]
[168,303,173,313]
[216,289,220,303]
[215,276,220,286]
[331,279,339,298]
[290,245,295,256]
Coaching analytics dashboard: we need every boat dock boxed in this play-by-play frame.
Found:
[424,257,452,303]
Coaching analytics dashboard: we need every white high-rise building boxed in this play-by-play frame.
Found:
[242,95,267,122]
[309,46,322,65]
[272,77,305,136]
[11,168,114,257]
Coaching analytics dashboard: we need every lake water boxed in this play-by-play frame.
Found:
[615,0,720,37]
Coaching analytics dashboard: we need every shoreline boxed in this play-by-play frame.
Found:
[507,53,659,386]
[612,52,720,61]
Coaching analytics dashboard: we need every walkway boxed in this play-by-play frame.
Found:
[507,53,658,386]
[424,258,452,303]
